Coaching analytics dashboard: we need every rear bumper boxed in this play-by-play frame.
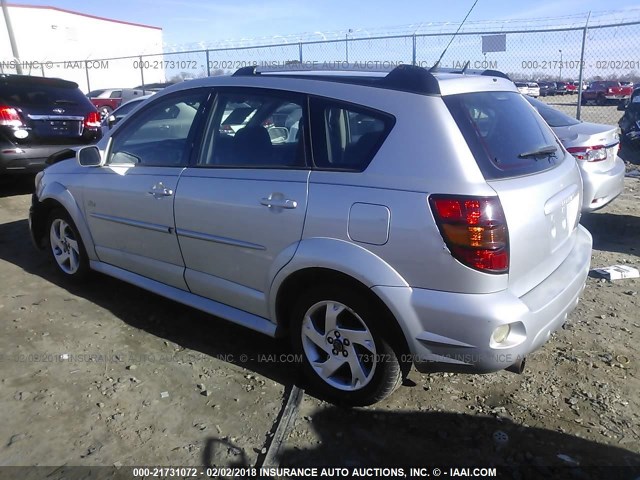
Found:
[581,156,625,212]
[1,145,82,174]
[373,225,592,373]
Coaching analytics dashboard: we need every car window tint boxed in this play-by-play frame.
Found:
[108,92,205,167]
[445,91,564,180]
[198,92,307,168]
[109,90,122,99]
[310,98,393,171]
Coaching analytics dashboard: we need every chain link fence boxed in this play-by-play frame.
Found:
[1,18,639,126]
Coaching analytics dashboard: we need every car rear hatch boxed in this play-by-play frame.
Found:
[0,77,93,145]
[444,91,583,297]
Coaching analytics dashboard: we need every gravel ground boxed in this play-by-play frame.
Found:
[0,155,638,474]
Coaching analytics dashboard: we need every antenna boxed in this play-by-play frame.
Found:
[429,0,480,72]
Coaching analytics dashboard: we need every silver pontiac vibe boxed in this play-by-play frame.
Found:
[30,65,592,405]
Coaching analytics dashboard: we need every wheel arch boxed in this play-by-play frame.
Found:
[34,182,97,261]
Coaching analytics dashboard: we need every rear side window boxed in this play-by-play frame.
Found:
[310,97,394,171]
[444,91,563,180]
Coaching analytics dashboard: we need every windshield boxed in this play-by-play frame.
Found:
[525,96,580,127]
[444,91,563,180]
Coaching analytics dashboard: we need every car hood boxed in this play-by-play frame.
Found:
[551,121,618,148]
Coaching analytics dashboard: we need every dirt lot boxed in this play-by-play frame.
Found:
[0,153,639,476]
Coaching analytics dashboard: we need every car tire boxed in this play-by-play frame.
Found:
[47,209,90,281]
[596,95,606,106]
[290,283,403,406]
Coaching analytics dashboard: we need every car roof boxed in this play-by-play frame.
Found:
[157,65,518,98]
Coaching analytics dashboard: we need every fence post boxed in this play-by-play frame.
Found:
[41,64,45,77]
[205,49,211,76]
[299,42,303,63]
[85,60,91,94]
[345,34,349,63]
[139,55,145,90]
[412,34,417,66]
[576,12,591,120]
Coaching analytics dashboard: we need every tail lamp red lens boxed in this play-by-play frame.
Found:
[566,145,609,162]
[429,195,509,274]
[84,111,102,129]
[0,106,23,127]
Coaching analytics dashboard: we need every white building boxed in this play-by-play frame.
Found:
[0,4,164,92]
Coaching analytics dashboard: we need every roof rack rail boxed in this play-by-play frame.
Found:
[229,64,510,95]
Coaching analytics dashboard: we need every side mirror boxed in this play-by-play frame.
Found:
[77,146,103,167]
[268,126,288,144]
[107,115,117,129]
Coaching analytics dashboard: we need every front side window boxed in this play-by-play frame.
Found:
[309,98,393,171]
[445,91,564,180]
[198,91,307,168]
[108,91,206,167]
[109,90,122,99]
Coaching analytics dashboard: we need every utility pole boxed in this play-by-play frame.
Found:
[1,0,22,74]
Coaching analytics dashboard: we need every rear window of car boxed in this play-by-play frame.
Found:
[525,96,580,127]
[0,83,89,107]
[444,91,564,180]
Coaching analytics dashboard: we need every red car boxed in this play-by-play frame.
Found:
[581,81,633,106]
[87,88,147,117]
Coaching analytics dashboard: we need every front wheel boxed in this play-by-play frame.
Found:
[290,285,403,406]
[47,209,90,280]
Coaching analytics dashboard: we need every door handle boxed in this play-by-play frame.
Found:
[260,196,297,209]
[148,183,174,198]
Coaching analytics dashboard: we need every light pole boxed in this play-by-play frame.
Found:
[559,49,563,81]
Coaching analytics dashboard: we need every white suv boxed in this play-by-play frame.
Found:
[30,65,592,405]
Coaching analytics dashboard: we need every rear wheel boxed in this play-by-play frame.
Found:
[596,94,606,106]
[290,284,402,406]
[47,209,89,280]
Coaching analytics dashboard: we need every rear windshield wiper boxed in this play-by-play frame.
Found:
[518,145,557,158]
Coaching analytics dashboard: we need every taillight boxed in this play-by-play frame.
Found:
[0,106,23,127]
[607,88,613,94]
[84,111,101,129]
[566,145,608,162]
[429,195,509,274]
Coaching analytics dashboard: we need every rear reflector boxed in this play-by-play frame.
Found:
[429,195,509,274]
[84,111,101,129]
[566,145,609,162]
[0,106,23,127]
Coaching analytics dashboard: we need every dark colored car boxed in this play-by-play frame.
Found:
[619,87,640,148]
[0,75,101,175]
[537,81,554,97]
[554,82,568,95]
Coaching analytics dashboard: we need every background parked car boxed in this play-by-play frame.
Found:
[87,88,148,117]
[0,74,101,176]
[526,95,624,212]
[537,81,554,96]
[565,82,577,94]
[554,82,568,95]
[526,82,540,97]
[618,87,640,148]
[100,94,154,136]
[581,81,634,106]
[515,82,529,94]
